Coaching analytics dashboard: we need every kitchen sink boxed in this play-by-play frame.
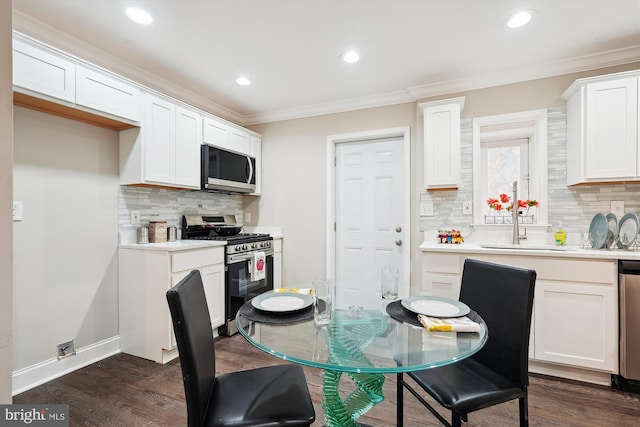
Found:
[478,243,572,251]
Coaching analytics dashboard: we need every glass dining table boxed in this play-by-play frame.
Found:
[236,301,488,427]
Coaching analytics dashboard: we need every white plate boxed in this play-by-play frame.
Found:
[401,296,470,318]
[617,213,639,249]
[251,292,312,313]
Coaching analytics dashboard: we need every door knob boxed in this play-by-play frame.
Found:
[395,239,403,246]
[395,226,402,233]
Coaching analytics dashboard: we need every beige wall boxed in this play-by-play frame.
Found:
[249,62,640,290]
[1,0,13,403]
[13,107,119,369]
[248,103,420,285]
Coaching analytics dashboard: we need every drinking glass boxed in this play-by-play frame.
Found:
[312,278,333,326]
[580,232,592,249]
[381,266,399,301]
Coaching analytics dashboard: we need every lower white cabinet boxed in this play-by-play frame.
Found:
[119,246,224,364]
[421,250,618,380]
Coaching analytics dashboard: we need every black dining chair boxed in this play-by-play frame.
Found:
[166,270,316,427]
[397,258,537,427]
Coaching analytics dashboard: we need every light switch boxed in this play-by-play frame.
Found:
[13,201,23,221]
[420,202,434,217]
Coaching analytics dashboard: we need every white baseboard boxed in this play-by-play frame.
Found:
[12,336,120,396]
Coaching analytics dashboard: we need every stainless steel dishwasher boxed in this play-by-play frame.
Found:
[612,260,640,393]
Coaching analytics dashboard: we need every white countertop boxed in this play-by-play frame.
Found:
[419,241,640,260]
[119,239,227,252]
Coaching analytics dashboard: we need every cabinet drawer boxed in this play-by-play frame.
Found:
[423,253,461,274]
[172,248,223,272]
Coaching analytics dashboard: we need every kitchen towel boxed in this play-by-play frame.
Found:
[251,251,266,281]
[418,314,481,333]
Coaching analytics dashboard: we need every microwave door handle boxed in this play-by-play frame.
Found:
[246,156,254,184]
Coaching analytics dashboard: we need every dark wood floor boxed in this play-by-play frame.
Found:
[14,334,640,426]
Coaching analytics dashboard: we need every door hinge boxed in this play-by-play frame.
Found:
[334,222,336,232]
[334,156,337,167]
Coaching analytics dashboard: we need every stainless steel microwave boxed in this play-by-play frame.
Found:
[201,144,256,194]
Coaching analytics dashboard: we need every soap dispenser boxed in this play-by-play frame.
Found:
[554,223,567,246]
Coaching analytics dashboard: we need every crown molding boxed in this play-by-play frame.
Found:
[247,45,640,125]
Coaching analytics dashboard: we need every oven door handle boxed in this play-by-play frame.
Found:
[227,249,274,264]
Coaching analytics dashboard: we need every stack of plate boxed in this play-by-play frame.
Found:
[588,213,639,249]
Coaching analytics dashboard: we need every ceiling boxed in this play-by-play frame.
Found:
[12,0,640,125]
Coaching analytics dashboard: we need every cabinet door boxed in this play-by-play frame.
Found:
[585,77,638,180]
[227,128,250,154]
[144,95,176,184]
[423,273,461,299]
[422,100,463,189]
[200,264,225,329]
[203,117,229,148]
[534,279,617,371]
[13,38,75,102]
[76,66,141,121]
[175,106,202,189]
[250,135,262,195]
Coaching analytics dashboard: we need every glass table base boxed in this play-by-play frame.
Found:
[322,368,384,427]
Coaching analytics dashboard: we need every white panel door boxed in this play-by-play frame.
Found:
[335,138,405,310]
[175,106,202,189]
[144,95,176,184]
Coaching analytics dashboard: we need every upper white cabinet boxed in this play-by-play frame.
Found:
[203,116,250,154]
[120,93,201,189]
[250,135,262,195]
[419,97,465,190]
[13,33,141,123]
[13,37,76,103]
[563,71,639,185]
[75,66,141,122]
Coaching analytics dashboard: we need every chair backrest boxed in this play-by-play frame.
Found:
[166,270,216,427]
[459,258,536,387]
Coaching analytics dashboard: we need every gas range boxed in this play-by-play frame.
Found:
[181,215,273,255]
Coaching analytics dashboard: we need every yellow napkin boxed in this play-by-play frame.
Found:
[274,287,312,295]
[418,314,481,333]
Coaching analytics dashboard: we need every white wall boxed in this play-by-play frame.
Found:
[13,107,119,370]
[1,0,14,403]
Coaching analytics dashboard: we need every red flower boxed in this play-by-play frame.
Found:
[499,193,511,203]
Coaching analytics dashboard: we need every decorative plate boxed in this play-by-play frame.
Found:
[251,292,313,313]
[401,296,470,318]
[617,213,639,249]
[605,213,618,248]
[588,213,608,249]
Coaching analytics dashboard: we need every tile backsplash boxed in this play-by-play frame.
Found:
[119,186,243,237]
[420,106,640,236]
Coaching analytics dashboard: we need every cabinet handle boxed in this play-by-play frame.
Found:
[395,239,403,246]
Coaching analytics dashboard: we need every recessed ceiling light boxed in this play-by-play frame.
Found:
[125,7,153,25]
[341,50,360,64]
[506,10,535,28]
[235,76,252,86]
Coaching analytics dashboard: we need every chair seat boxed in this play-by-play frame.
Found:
[206,364,315,427]
[408,357,525,412]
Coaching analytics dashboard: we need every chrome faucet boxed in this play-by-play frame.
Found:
[512,181,527,244]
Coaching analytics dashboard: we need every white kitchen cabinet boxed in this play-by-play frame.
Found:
[119,246,224,364]
[13,37,76,103]
[120,93,201,189]
[203,116,250,154]
[75,65,141,122]
[419,97,465,190]
[563,71,639,185]
[420,248,618,382]
[421,252,461,299]
[250,135,262,195]
[13,33,141,123]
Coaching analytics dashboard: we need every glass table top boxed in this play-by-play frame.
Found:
[236,307,488,374]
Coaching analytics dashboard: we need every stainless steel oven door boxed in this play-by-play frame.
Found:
[221,249,274,336]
